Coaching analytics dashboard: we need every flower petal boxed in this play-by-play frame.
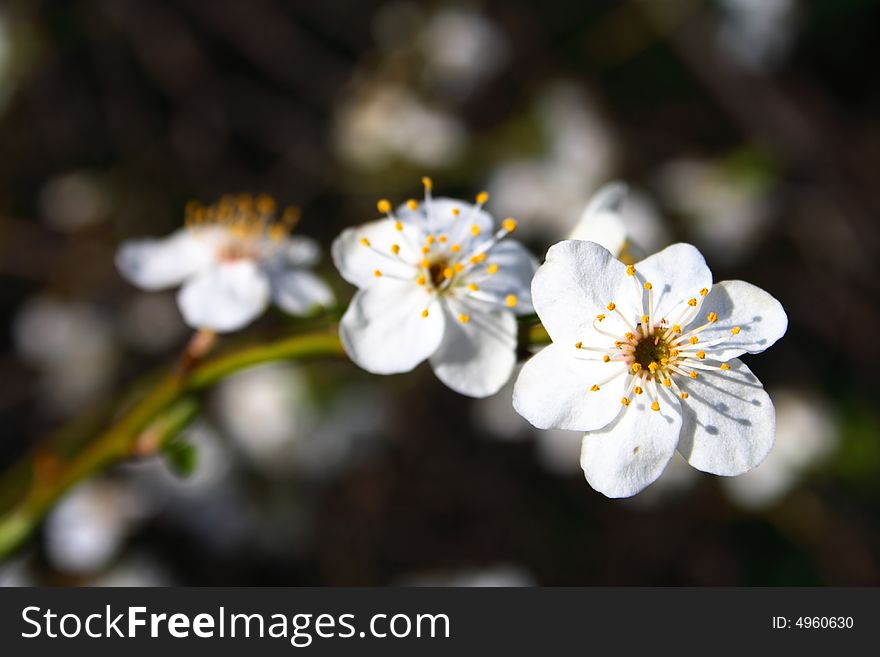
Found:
[339,278,444,374]
[691,280,788,361]
[177,261,271,332]
[470,240,539,314]
[676,358,775,476]
[116,229,212,290]
[396,197,495,245]
[429,299,517,398]
[581,389,682,498]
[275,236,321,268]
[513,342,629,431]
[530,239,630,345]
[331,219,421,288]
[633,243,713,323]
[568,182,629,256]
[270,269,335,316]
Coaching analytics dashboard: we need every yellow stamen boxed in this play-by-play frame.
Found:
[689,336,699,345]
[634,386,643,395]
[590,384,600,392]
[451,244,462,253]
[596,314,606,322]
[443,267,454,279]
[626,265,636,276]
[707,312,718,323]
[421,246,431,255]
[680,392,689,399]
[687,298,697,307]
[406,199,419,211]
[470,224,481,237]
[467,283,479,291]
[731,326,741,335]
[391,244,400,255]
[471,253,488,265]
[486,263,499,274]
[359,237,371,247]
[689,371,698,379]
[697,350,706,359]
[421,176,433,191]
[575,341,583,349]
[631,364,642,374]
[720,363,730,371]
[606,302,616,311]
[439,235,447,244]
[394,220,403,231]
[644,282,653,290]
[505,294,517,308]
[651,401,660,412]
[700,287,709,297]
[452,207,461,217]
[422,308,429,318]
[603,355,611,362]
[454,263,464,273]
[648,362,659,374]
[416,275,426,286]
[663,378,672,387]
[621,398,631,406]
[377,199,391,214]
[419,258,430,268]
[502,218,518,233]
[426,234,436,245]
[476,191,489,204]
[374,270,382,277]
[672,324,682,334]
[458,313,470,324]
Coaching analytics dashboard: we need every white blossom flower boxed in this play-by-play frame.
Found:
[513,240,788,498]
[116,195,334,333]
[332,178,538,397]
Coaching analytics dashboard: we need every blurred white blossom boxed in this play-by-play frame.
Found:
[402,563,535,587]
[721,388,838,509]
[334,84,466,170]
[39,171,111,233]
[13,296,121,414]
[121,292,189,354]
[91,553,176,587]
[717,0,800,72]
[488,82,619,240]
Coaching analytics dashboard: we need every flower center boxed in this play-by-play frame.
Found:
[632,332,671,371]
[428,257,451,288]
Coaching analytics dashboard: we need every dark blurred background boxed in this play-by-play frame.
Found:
[1,0,879,585]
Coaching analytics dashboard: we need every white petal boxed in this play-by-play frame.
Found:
[677,358,775,476]
[270,269,335,316]
[116,229,212,291]
[275,236,321,268]
[568,182,629,256]
[692,280,788,361]
[513,343,629,431]
[429,299,517,398]
[471,240,539,314]
[331,219,422,288]
[530,240,630,345]
[581,389,682,498]
[633,243,713,322]
[177,261,271,332]
[339,278,444,374]
[396,197,495,245]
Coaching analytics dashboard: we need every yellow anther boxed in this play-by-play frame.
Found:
[603,355,611,362]
[458,313,470,324]
[391,244,400,255]
[648,362,659,373]
[575,341,583,349]
[689,371,698,379]
[467,283,479,291]
[626,265,636,276]
[421,246,431,255]
[359,237,371,247]
[438,235,447,243]
[731,326,741,335]
[421,176,433,190]
[471,253,488,265]
[607,302,616,311]
[426,234,436,245]
[625,332,635,341]
[672,324,682,334]
[454,263,464,273]
[374,270,382,277]
[644,282,653,290]
[394,220,403,231]
[422,308,429,318]
[687,298,698,307]
[452,207,461,217]
[377,199,391,214]
[670,350,680,357]
[642,315,649,325]
[689,336,699,345]
[680,392,689,399]
[634,386,643,395]
[416,274,426,286]
[707,312,718,323]
[505,294,517,308]
[476,191,489,204]
[590,384,600,392]
[451,244,462,253]
[700,287,709,297]
[443,267,454,279]
[256,194,276,215]
[596,314,606,322]
[470,224,481,237]
[651,401,660,412]
[631,364,642,374]
[720,363,730,371]
[406,199,419,211]
[621,398,631,406]
[502,218,518,233]
[486,263,499,274]
[660,357,669,365]
[419,258,431,269]
[663,378,672,388]
[614,341,624,348]
[697,350,706,359]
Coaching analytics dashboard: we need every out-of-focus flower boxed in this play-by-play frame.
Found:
[418,8,509,100]
[722,388,839,509]
[514,240,788,497]
[333,180,537,397]
[569,183,669,261]
[13,296,120,414]
[488,82,619,240]
[44,479,151,576]
[402,563,535,587]
[116,195,334,333]
[121,292,189,354]
[39,171,111,233]
[91,553,176,587]
[657,155,774,265]
[717,0,800,72]
[0,556,34,587]
[334,84,466,170]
